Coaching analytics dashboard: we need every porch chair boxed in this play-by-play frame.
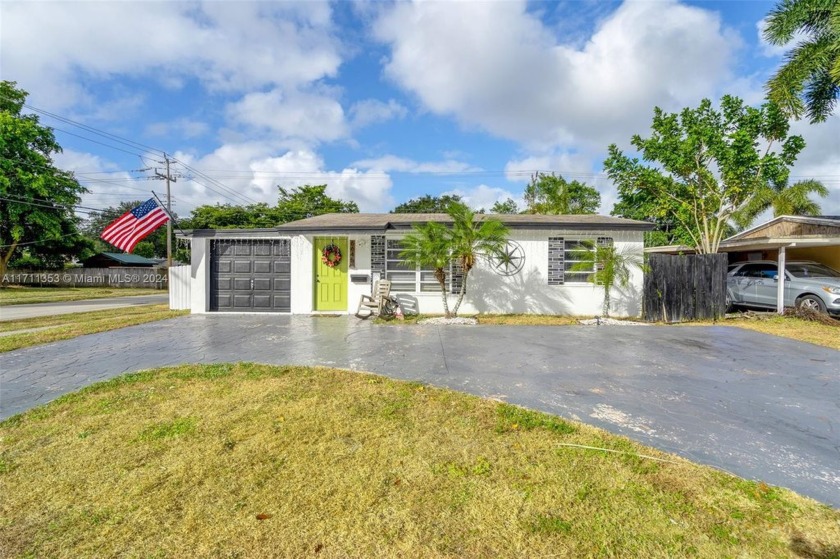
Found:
[355,280,391,318]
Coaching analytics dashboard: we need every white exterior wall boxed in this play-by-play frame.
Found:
[189,237,210,313]
[190,229,645,317]
[385,229,645,318]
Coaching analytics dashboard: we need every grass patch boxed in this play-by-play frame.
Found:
[0,286,161,305]
[1,363,838,558]
[687,314,840,351]
[0,304,187,352]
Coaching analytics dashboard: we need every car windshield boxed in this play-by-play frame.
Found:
[786,263,840,278]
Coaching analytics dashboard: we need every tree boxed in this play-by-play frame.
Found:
[276,184,358,222]
[571,243,640,317]
[399,222,453,317]
[447,202,509,315]
[181,202,280,230]
[182,185,358,230]
[733,178,829,228]
[604,96,805,254]
[763,0,840,123]
[84,200,178,257]
[523,173,600,215]
[392,194,462,213]
[0,81,89,277]
[489,198,520,214]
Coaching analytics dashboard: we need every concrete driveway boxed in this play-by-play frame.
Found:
[1,315,837,507]
[0,294,169,322]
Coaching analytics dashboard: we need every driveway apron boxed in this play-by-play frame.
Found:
[1,314,838,508]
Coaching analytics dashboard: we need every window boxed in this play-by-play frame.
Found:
[563,240,595,283]
[385,239,443,293]
[548,237,613,285]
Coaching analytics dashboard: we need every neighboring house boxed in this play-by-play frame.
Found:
[82,252,159,268]
[647,215,840,270]
[178,213,653,317]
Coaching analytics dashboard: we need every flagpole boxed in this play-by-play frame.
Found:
[151,191,186,238]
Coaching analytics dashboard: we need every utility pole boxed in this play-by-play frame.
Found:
[154,154,177,268]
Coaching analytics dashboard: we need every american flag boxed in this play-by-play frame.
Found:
[100,198,170,253]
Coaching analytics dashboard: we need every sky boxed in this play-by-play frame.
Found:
[2,0,839,221]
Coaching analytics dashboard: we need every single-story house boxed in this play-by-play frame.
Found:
[82,252,159,268]
[178,213,654,317]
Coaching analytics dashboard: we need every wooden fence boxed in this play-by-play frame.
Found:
[1,267,168,289]
[643,254,728,323]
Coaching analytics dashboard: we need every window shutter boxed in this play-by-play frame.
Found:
[595,237,613,285]
[548,237,565,285]
[450,259,464,294]
[370,235,386,290]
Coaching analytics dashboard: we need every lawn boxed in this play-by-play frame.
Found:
[1,364,837,558]
[0,286,161,305]
[0,305,188,352]
[693,315,840,351]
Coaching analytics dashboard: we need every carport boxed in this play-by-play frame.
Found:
[647,215,840,313]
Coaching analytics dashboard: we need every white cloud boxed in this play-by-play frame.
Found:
[145,119,211,140]
[352,155,480,174]
[374,0,740,149]
[170,143,394,213]
[756,16,807,58]
[226,88,348,143]
[349,99,409,128]
[789,116,840,216]
[0,1,341,110]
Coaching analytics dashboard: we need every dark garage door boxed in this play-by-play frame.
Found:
[210,240,291,312]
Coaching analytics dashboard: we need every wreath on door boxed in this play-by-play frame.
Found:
[321,243,342,268]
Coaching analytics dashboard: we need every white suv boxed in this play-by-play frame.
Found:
[726,260,840,316]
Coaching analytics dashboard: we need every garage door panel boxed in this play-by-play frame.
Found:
[233,295,252,307]
[211,239,291,312]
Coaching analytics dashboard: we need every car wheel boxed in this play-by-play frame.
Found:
[724,290,734,312]
[796,295,827,314]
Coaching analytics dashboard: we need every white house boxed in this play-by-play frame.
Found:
[179,213,653,317]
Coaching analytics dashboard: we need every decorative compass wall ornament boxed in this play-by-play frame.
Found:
[490,240,525,276]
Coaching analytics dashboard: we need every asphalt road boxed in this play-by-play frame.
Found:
[0,294,169,322]
[1,315,837,507]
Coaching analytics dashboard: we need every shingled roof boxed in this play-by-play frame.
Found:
[275,213,654,232]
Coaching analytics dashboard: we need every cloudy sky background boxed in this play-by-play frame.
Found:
[2,0,838,219]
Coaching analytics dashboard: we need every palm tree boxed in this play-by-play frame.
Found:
[571,243,640,317]
[735,179,829,229]
[447,202,509,316]
[763,0,840,122]
[399,222,453,318]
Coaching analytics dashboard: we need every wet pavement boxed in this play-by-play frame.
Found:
[1,314,838,507]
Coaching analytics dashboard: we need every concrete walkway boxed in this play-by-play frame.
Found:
[1,314,837,507]
[0,293,168,322]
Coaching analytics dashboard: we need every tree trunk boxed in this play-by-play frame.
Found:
[603,288,611,317]
[435,268,451,318]
[452,270,469,316]
[0,241,18,281]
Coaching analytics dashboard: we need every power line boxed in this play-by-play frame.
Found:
[20,102,165,158]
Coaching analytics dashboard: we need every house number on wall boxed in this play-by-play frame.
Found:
[490,240,525,276]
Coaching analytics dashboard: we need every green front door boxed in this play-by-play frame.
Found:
[314,237,348,311]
